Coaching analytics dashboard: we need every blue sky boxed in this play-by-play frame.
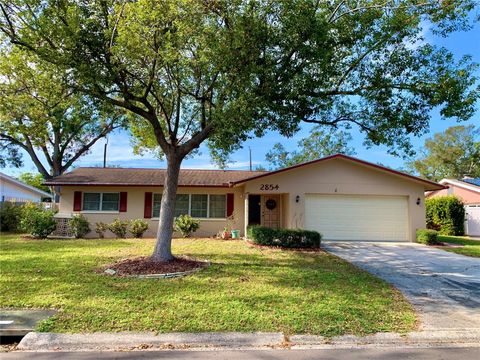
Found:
[3,16,479,177]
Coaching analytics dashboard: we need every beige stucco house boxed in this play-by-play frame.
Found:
[46,154,444,242]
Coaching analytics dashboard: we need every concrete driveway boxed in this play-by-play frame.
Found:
[323,242,480,330]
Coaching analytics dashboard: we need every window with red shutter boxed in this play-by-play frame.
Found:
[119,192,128,212]
[226,193,234,217]
[144,192,153,218]
[73,191,82,211]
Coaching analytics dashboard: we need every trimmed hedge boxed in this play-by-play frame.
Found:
[416,229,440,245]
[426,196,465,236]
[247,225,321,248]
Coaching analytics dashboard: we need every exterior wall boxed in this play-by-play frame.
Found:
[0,178,44,202]
[58,186,245,238]
[56,158,433,241]
[240,158,427,242]
[428,185,480,205]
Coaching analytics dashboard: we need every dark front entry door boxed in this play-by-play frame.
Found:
[248,195,261,225]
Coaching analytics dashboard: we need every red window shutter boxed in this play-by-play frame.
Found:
[144,192,153,218]
[226,193,234,217]
[73,191,82,211]
[119,192,128,212]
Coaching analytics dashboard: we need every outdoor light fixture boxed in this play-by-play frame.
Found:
[416,197,421,205]
[296,195,300,203]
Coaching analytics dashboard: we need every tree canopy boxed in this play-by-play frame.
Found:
[266,127,355,169]
[0,48,126,180]
[18,172,50,193]
[408,125,480,181]
[1,0,478,260]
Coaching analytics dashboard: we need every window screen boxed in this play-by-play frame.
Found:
[209,195,226,218]
[191,194,208,218]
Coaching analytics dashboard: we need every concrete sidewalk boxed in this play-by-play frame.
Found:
[0,310,57,337]
[15,329,480,352]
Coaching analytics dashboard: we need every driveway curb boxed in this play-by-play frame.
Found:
[16,330,480,351]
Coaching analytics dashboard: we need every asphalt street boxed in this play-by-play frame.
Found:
[2,348,480,359]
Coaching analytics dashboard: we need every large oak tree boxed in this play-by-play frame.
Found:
[1,0,478,261]
[0,48,126,199]
[265,127,356,169]
[408,125,480,181]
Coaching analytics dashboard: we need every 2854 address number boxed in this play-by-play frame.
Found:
[260,184,279,191]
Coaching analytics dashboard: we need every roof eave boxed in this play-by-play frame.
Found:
[43,182,231,188]
[230,154,446,191]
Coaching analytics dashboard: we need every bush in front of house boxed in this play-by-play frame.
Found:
[129,219,149,238]
[247,225,322,248]
[416,229,440,245]
[69,214,90,238]
[108,218,129,238]
[426,196,465,235]
[0,202,23,232]
[174,214,200,237]
[95,222,109,238]
[20,202,56,238]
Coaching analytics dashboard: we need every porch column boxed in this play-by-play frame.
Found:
[244,193,249,238]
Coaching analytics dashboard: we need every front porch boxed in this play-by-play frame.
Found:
[243,193,290,235]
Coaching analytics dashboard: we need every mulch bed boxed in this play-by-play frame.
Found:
[433,242,464,248]
[245,240,324,253]
[102,256,208,276]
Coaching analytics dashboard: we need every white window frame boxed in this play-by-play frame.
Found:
[151,193,227,219]
[82,192,120,213]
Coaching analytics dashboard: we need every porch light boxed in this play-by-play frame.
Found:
[296,195,300,203]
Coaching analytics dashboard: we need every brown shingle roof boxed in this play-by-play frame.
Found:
[44,167,266,187]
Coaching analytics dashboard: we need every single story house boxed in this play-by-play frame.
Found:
[427,178,480,236]
[0,171,51,203]
[45,154,444,242]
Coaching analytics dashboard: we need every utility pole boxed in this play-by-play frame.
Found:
[249,147,252,171]
[103,137,108,168]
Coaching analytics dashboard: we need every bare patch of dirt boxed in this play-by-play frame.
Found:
[102,256,208,276]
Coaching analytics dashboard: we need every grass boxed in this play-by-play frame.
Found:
[0,233,417,336]
[438,235,480,258]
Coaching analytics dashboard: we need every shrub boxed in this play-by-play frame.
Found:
[416,229,440,245]
[108,218,129,238]
[426,196,465,235]
[129,219,149,238]
[0,202,23,232]
[95,222,109,238]
[20,204,56,238]
[247,225,322,248]
[174,214,200,237]
[68,214,90,238]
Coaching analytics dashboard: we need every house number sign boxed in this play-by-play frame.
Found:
[260,184,279,191]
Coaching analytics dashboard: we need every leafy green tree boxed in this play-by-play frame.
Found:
[266,127,355,169]
[0,48,126,195]
[1,1,478,261]
[18,172,50,193]
[408,125,480,181]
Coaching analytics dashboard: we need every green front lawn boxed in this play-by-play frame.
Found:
[0,234,416,336]
[438,235,480,258]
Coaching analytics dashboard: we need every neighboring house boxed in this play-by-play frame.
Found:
[0,172,51,203]
[45,154,444,242]
[427,178,480,236]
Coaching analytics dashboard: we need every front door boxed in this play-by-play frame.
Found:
[248,195,261,225]
[261,195,281,229]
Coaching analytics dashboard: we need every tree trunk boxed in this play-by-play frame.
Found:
[151,153,183,262]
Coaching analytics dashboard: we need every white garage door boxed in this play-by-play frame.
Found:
[465,205,480,236]
[305,195,409,241]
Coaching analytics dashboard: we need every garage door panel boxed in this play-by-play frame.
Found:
[305,195,408,241]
